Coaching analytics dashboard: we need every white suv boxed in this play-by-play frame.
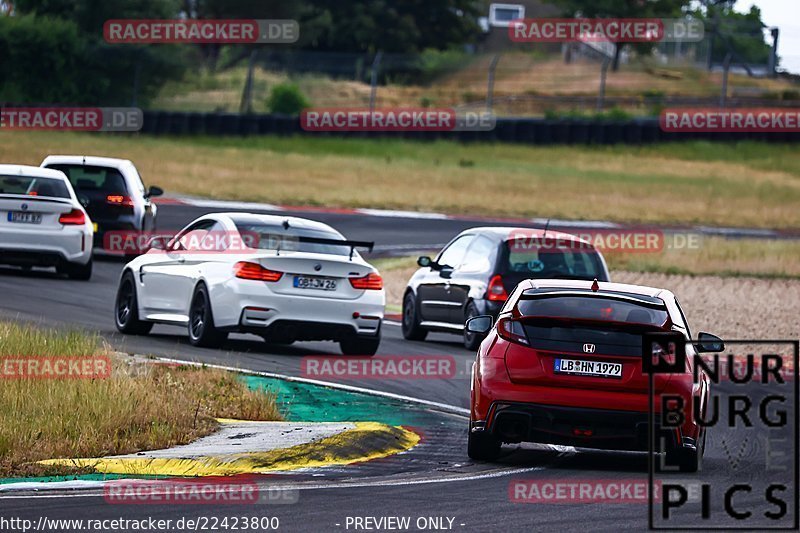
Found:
[41,155,162,253]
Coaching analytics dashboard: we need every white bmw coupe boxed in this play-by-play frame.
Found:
[114,212,385,355]
[0,165,93,280]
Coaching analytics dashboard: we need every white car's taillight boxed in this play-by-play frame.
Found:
[349,272,383,290]
[233,261,283,282]
[59,209,86,226]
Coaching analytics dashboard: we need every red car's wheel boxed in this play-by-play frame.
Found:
[467,425,501,461]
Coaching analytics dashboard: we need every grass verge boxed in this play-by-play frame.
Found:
[3,132,800,229]
[603,237,800,279]
[0,322,281,478]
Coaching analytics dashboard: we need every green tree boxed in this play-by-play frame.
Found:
[694,3,772,67]
[547,0,688,71]
[266,83,310,115]
[14,0,180,34]
[10,0,186,105]
[180,0,300,70]
[0,14,85,102]
[298,0,482,54]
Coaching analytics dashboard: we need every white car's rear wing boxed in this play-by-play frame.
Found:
[293,236,374,260]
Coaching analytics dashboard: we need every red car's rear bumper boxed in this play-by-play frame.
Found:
[471,356,705,452]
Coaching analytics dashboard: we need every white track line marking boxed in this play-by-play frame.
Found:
[0,466,546,498]
[178,198,283,211]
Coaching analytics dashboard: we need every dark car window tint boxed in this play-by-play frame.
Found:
[503,240,604,280]
[234,222,351,256]
[437,235,473,268]
[0,175,71,199]
[517,296,668,326]
[171,220,216,251]
[522,323,650,357]
[676,299,692,339]
[460,235,495,272]
[47,165,129,194]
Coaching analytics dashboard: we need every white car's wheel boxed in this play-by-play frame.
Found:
[339,326,381,356]
[115,271,152,335]
[188,283,228,348]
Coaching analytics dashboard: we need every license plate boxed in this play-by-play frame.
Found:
[293,275,337,291]
[554,358,623,379]
[8,212,42,224]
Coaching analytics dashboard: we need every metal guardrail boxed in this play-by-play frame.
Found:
[137,111,800,144]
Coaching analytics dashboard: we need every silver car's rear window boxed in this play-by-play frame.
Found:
[0,175,71,199]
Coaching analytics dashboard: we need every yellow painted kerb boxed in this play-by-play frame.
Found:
[39,422,420,477]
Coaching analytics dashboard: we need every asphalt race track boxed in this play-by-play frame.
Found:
[0,204,797,532]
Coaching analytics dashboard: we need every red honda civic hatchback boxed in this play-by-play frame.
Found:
[466,279,724,472]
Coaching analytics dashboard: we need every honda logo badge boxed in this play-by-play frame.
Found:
[583,343,596,354]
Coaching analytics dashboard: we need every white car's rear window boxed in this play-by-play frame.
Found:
[234,223,351,256]
[0,175,71,199]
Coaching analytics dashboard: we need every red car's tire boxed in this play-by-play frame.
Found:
[467,427,501,461]
[665,429,704,473]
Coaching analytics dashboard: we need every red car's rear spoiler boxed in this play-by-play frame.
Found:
[510,314,673,331]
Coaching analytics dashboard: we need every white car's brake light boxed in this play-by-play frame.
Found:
[59,209,86,225]
[233,261,283,282]
[349,272,383,290]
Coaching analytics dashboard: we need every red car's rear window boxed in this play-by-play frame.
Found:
[516,296,668,326]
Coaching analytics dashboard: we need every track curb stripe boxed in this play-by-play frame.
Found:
[144,354,471,417]
[38,422,419,477]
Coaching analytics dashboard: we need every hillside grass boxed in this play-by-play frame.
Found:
[3,131,799,229]
[151,56,800,114]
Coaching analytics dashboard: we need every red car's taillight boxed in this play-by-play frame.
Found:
[59,209,86,225]
[496,317,529,346]
[349,272,383,290]
[487,274,508,301]
[233,261,283,282]
[106,194,134,207]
